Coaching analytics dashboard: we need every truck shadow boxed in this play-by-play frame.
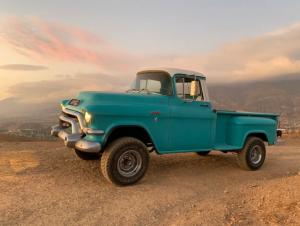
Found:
[6,146,297,188]
[144,149,300,186]
[57,148,300,187]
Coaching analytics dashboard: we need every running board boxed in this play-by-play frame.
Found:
[213,144,241,151]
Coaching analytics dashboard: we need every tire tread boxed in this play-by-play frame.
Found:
[100,137,149,185]
[237,136,265,170]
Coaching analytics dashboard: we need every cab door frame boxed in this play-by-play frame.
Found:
[166,74,215,153]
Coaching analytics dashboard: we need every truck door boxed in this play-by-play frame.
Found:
[168,75,215,152]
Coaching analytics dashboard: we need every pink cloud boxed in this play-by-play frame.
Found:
[2,16,300,83]
[0,16,132,71]
[156,23,300,82]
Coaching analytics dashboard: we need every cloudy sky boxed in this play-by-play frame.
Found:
[1,0,300,102]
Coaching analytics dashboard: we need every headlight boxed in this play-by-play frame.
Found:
[84,112,92,124]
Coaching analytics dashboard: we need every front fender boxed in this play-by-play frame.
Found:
[83,119,164,153]
[103,120,156,146]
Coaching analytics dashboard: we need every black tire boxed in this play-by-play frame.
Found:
[237,137,266,170]
[100,137,149,186]
[196,151,210,156]
[74,149,100,160]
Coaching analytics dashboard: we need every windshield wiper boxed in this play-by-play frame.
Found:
[128,88,162,95]
[138,88,150,93]
[139,89,162,95]
[126,88,139,93]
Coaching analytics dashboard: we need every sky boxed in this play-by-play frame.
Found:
[1,0,300,102]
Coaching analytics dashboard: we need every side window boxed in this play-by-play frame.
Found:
[175,77,204,101]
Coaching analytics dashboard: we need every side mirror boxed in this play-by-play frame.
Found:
[190,81,198,97]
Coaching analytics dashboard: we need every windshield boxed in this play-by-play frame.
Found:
[128,71,172,95]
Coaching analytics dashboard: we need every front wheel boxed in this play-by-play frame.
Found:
[237,137,266,170]
[100,137,149,186]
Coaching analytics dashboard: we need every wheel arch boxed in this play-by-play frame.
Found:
[243,131,269,147]
[102,125,157,152]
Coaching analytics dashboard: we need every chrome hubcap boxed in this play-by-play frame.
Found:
[250,145,262,164]
[117,150,142,177]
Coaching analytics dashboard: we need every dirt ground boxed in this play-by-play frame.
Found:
[0,138,299,226]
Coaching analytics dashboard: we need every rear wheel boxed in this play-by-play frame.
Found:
[74,149,100,160]
[100,137,149,186]
[237,137,266,170]
[196,151,210,156]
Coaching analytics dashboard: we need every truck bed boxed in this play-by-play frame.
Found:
[215,109,278,118]
[213,110,279,150]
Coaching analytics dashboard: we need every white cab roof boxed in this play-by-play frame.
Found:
[138,67,205,78]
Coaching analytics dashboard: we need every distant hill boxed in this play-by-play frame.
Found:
[0,74,299,129]
[209,74,300,128]
[0,97,58,121]
[0,97,59,134]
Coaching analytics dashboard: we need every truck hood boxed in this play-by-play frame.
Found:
[64,91,168,113]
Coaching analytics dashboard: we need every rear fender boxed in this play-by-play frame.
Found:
[242,131,269,146]
[228,116,277,148]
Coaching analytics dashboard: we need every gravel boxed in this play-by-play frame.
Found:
[0,139,299,226]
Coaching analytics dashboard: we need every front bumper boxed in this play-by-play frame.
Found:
[51,108,103,153]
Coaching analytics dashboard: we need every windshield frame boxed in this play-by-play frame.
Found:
[129,70,173,96]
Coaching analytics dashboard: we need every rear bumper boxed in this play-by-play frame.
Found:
[51,124,101,153]
[50,107,102,153]
[277,129,284,137]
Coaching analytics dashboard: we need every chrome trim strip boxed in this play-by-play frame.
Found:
[83,128,105,135]
[51,124,62,137]
[58,130,67,140]
[62,108,85,130]
[60,108,105,135]
[51,107,102,153]
[59,115,81,134]
[58,130,82,148]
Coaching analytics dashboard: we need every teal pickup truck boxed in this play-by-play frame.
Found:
[51,68,279,186]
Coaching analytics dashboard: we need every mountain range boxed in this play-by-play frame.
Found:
[0,74,299,129]
[209,74,300,128]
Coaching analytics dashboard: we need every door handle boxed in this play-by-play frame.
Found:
[200,103,209,107]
